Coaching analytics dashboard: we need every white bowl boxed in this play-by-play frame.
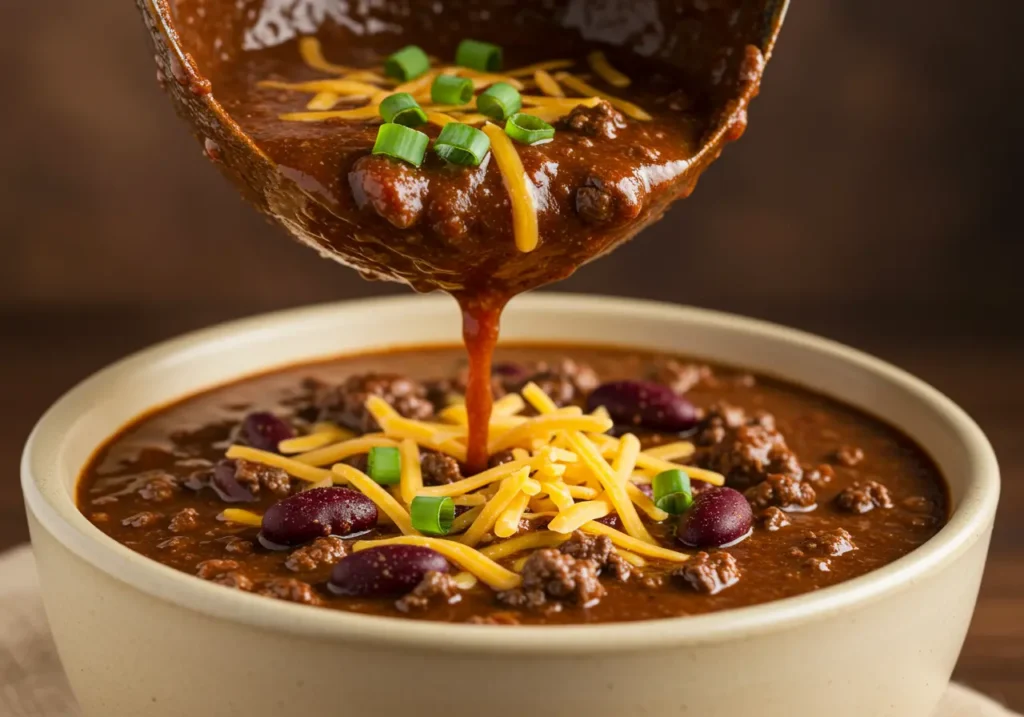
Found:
[22,294,999,717]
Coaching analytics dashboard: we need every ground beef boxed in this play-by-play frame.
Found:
[487,449,518,468]
[698,405,802,489]
[558,531,632,582]
[121,511,162,529]
[758,506,791,531]
[395,571,462,612]
[516,359,599,407]
[674,551,740,594]
[211,572,254,591]
[648,360,716,394]
[315,373,434,434]
[138,474,178,502]
[168,507,200,533]
[156,536,194,553]
[348,154,428,229]
[285,536,349,572]
[421,451,463,485]
[835,480,893,513]
[195,559,241,580]
[793,528,857,558]
[204,458,291,502]
[833,446,865,467]
[497,549,605,609]
[466,612,521,626]
[256,578,321,606]
[803,463,835,488]
[234,458,291,498]
[222,537,254,556]
[576,182,616,224]
[745,474,817,510]
[562,100,627,139]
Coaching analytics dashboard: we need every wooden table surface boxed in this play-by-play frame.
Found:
[2,300,1020,709]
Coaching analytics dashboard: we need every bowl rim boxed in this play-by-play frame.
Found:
[21,294,1000,653]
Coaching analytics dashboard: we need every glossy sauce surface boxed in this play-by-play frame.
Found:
[78,345,947,624]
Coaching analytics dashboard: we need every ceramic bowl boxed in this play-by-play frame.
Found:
[22,294,999,717]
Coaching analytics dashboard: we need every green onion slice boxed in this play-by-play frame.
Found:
[410,496,455,535]
[384,45,430,81]
[652,469,693,515]
[455,39,503,72]
[367,446,402,485]
[476,82,522,121]
[379,93,428,127]
[371,123,429,167]
[505,112,556,144]
[433,122,491,166]
[431,74,475,105]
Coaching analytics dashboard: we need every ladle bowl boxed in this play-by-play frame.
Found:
[136,0,788,295]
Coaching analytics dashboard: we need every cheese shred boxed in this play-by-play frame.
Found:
[481,123,539,253]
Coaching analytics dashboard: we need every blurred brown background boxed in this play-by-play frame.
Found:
[2,0,1022,707]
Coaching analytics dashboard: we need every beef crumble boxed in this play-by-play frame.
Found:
[498,549,606,610]
[314,373,434,433]
[77,345,948,624]
[674,552,740,595]
[835,481,894,514]
[395,572,462,612]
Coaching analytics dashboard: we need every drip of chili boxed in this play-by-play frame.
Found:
[458,295,506,472]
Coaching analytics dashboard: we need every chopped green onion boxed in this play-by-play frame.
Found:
[477,82,522,121]
[371,123,429,167]
[505,112,556,145]
[652,469,693,515]
[431,74,475,105]
[379,93,428,127]
[433,122,491,166]
[410,496,455,535]
[455,39,503,72]
[384,45,430,81]
[367,446,402,485]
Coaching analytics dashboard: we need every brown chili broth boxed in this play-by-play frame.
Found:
[77,345,948,624]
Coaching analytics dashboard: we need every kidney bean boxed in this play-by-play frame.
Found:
[329,545,450,597]
[210,459,256,503]
[240,412,295,453]
[677,487,753,548]
[260,488,377,548]
[586,380,697,432]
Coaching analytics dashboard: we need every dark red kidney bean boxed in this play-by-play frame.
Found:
[240,412,295,453]
[260,488,377,548]
[211,459,256,503]
[492,362,526,379]
[586,380,697,432]
[595,513,622,530]
[636,482,654,499]
[677,487,753,548]
[329,546,449,597]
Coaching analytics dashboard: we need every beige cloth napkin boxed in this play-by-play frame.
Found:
[0,544,1016,717]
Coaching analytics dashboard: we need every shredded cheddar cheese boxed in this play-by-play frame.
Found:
[555,72,652,120]
[479,531,570,560]
[398,438,423,505]
[298,36,352,75]
[582,521,689,562]
[218,508,263,527]
[504,59,575,77]
[460,467,531,547]
[332,463,418,536]
[278,423,355,454]
[293,435,399,467]
[481,122,539,253]
[494,492,531,538]
[534,69,565,97]
[587,50,631,88]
